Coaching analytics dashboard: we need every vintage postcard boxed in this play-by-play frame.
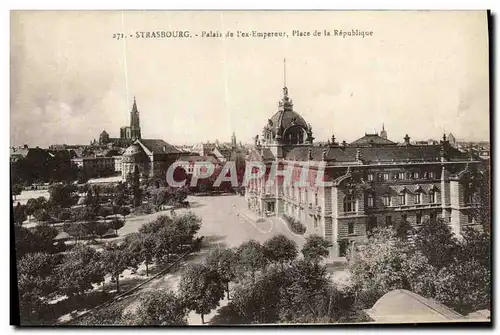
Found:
[10,10,491,326]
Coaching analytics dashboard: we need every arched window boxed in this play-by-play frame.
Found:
[343,195,356,213]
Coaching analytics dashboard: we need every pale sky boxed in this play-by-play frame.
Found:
[10,11,489,147]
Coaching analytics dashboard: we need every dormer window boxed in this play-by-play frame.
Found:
[399,190,407,206]
[415,191,422,204]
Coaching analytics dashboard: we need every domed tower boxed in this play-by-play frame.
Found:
[259,67,314,158]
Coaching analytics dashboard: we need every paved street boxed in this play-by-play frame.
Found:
[118,194,307,325]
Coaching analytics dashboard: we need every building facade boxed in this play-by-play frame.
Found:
[71,156,115,178]
[121,138,183,180]
[245,85,486,257]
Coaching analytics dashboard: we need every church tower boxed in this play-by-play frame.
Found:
[231,130,237,148]
[130,97,141,140]
[380,122,387,139]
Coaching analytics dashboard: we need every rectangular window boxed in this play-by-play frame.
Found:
[383,195,391,206]
[399,172,406,180]
[416,213,422,225]
[414,172,420,179]
[429,171,435,179]
[367,173,374,182]
[383,173,390,181]
[430,212,436,224]
[385,216,392,226]
[429,191,436,203]
[314,193,318,206]
[401,214,407,222]
[415,192,422,204]
[399,194,406,205]
[367,194,374,208]
[468,214,474,224]
[348,222,355,235]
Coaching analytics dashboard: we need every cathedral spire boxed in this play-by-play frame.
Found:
[231,130,237,148]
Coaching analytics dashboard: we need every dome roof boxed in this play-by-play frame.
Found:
[269,109,308,131]
[122,143,149,163]
[266,86,309,132]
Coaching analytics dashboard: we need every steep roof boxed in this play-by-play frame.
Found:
[284,144,469,163]
[350,133,397,146]
[365,289,464,323]
[137,139,180,155]
[177,155,220,164]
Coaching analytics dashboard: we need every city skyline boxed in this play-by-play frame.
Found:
[11,11,489,147]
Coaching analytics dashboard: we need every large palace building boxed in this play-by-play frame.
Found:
[245,85,486,257]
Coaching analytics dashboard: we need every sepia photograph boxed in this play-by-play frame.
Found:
[10,10,491,326]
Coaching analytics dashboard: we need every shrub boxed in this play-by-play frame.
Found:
[282,214,306,235]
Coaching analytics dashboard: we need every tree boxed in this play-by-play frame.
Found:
[57,208,72,223]
[121,206,131,223]
[414,218,458,269]
[125,233,155,277]
[101,242,138,293]
[25,198,37,222]
[94,221,111,239]
[230,265,287,324]
[12,184,23,201]
[348,227,437,302]
[126,290,188,325]
[85,188,95,207]
[76,303,125,325]
[131,168,142,207]
[236,240,268,284]
[17,253,60,323]
[179,263,225,324]
[301,235,330,264]
[205,248,237,299]
[14,223,58,258]
[278,260,351,323]
[110,217,125,236]
[434,258,491,315]
[13,202,27,225]
[56,244,105,297]
[48,183,77,208]
[63,222,87,243]
[263,234,298,265]
[458,226,491,268]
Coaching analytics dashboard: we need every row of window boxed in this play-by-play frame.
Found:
[284,186,319,206]
[347,212,437,235]
[344,190,440,212]
[367,171,437,182]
